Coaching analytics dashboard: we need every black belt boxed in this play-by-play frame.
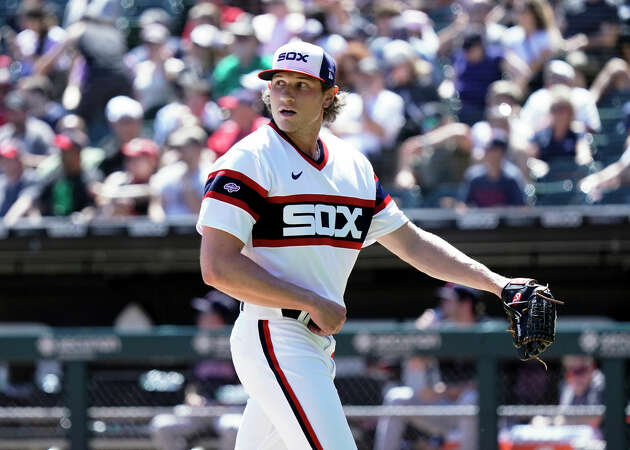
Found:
[282,308,320,330]
[240,303,319,330]
[281,308,302,320]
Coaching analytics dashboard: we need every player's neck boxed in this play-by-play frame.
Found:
[283,126,321,159]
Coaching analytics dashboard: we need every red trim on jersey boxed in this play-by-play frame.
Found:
[206,169,268,197]
[203,192,260,221]
[268,122,328,171]
[253,237,362,250]
[261,320,324,450]
[375,195,392,214]
[267,194,375,208]
[373,174,392,214]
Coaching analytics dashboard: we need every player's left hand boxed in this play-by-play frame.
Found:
[501,278,564,369]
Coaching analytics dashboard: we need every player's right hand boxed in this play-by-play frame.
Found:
[307,297,346,336]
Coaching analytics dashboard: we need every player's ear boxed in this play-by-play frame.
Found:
[323,85,337,108]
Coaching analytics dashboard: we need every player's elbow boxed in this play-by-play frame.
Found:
[201,255,225,287]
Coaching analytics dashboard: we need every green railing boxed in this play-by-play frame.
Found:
[0,321,628,449]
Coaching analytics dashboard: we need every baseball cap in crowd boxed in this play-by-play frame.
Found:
[258,41,337,88]
[54,130,87,152]
[105,96,144,123]
[138,8,171,28]
[0,140,20,159]
[400,9,432,34]
[122,138,159,159]
[167,125,208,148]
[299,18,324,42]
[217,89,258,110]
[190,24,224,49]
[141,23,169,45]
[192,290,239,324]
[437,283,482,303]
[382,40,416,68]
[227,15,257,39]
[546,60,575,83]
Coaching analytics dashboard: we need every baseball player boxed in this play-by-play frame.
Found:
[198,41,557,450]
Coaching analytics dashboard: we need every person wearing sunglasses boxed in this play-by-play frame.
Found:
[558,355,604,430]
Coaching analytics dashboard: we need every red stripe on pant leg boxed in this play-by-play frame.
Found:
[261,320,324,450]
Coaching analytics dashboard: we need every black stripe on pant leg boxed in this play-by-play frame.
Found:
[257,320,319,450]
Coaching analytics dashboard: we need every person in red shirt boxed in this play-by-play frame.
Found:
[207,89,269,157]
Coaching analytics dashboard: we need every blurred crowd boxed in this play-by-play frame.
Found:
[1,0,630,226]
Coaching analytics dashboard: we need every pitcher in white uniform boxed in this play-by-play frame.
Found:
[198,40,516,450]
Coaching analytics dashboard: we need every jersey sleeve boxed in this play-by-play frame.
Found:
[196,149,269,244]
[363,175,408,247]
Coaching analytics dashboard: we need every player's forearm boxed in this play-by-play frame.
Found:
[201,237,320,312]
[412,228,508,297]
[380,222,509,297]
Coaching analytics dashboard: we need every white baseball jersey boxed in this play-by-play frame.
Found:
[197,121,407,310]
[197,121,408,450]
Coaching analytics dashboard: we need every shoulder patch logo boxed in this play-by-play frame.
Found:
[223,182,240,193]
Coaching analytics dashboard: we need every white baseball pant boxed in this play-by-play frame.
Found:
[230,311,357,450]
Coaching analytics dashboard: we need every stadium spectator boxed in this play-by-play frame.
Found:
[563,0,621,73]
[331,56,405,160]
[18,75,65,129]
[528,86,593,166]
[98,96,144,177]
[36,131,97,218]
[212,16,272,98]
[125,8,181,71]
[520,59,601,133]
[452,28,527,126]
[150,126,208,221]
[437,0,507,56]
[151,79,200,147]
[470,81,533,163]
[399,9,440,64]
[501,0,564,90]
[33,113,106,184]
[557,355,604,430]
[150,290,242,450]
[185,24,226,87]
[459,135,527,207]
[589,57,630,106]
[208,89,269,158]
[96,138,158,217]
[395,121,473,207]
[0,57,12,127]
[579,139,630,203]
[42,0,132,134]
[180,1,242,45]
[0,90,55,167]
[131,23,177,115]
[374,283,483,450]
[334,41,370,92]
[0,140,38,224]
[253,0,305,56]
[13,0,71,81]
[382,39,441,142]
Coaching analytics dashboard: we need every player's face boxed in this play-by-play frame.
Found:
[269,72,331,134]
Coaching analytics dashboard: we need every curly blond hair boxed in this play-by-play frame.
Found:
[261,84,346,125]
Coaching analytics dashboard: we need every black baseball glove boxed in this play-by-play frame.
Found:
[501,279,564,368]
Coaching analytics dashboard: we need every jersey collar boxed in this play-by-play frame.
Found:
[268,121,329,171]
